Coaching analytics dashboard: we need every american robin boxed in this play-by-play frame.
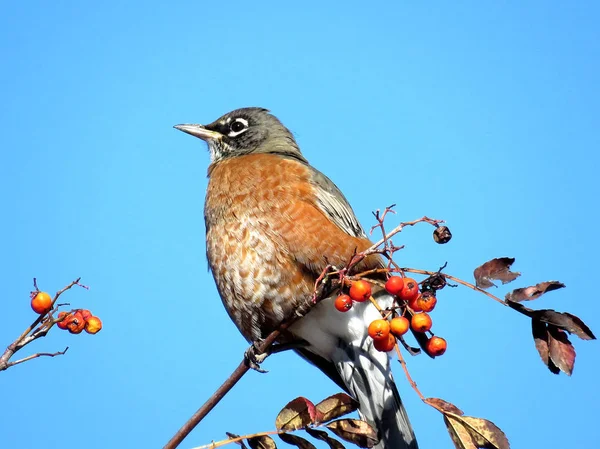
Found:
[175,108,418,449]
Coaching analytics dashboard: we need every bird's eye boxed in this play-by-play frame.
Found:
[228,118,248,137]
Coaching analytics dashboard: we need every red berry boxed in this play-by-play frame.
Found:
[31,292,52,314]
[408,295,423,312]
[385,276,404,295]
[85,316,102,334]
[334,294,353,312]
[411,312,433,332]
[349,280,372,302]
[417,292,437,312]
[368,319,391,341]
[399,278,420,302]
[373,333,396,352]
[56,311,71,330]
[426,336,447,356]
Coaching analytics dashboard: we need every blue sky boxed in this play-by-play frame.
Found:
[2,1,598,448]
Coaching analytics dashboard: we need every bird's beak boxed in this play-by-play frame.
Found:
[173,124,222,141]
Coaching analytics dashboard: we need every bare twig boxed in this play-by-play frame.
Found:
[2,347,69,370]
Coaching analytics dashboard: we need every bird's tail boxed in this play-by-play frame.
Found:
[331,334,417,449]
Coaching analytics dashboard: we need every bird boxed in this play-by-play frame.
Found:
[174,108,418,449]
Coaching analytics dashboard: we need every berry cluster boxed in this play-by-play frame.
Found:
[31,291,102,335]
[334,276,447,357]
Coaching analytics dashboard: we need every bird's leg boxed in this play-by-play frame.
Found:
[244,339,309,373]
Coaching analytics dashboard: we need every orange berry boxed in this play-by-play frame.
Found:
[426,336,447,356]
[390,316,410,336]
[384,276,404,295]
[349,280,371,302]
[78,309,92,321]
[334,294,353,312]
[56,311,71,330]
[398,278,419,302]
[417,292,437,312]
[411,312,433,332]
[408,295,423,312]
[368,319,391,341]
[66,312,86,334]
[85,316,102,334]
[373,333,396,352]
[31,291,52,314]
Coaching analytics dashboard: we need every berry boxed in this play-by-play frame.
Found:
[66,312,86,334]
[385,276,404,295]
[398,278,419,302]
[31,291,52,314]
[390,316,410,336]
[408,295,423,312]
[426,336,447,356]
[368,319,391,341]
[85,316,102,334]
[417,291,437,312]
[78,309,92,320]
[433,226,452,244]
[334,294,353,312]
[374,333,396,352]
[349,280,371,302]
[56,311,71,330]
[411,312,433,332]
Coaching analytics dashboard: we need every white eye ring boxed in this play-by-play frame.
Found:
[228,118,249,137]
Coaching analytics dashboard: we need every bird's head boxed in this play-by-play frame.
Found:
[174,107,307,164]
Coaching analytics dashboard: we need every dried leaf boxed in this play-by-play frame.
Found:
[531,320,560,374]
[424,398,464,415]
[507,302,596,340]
[278,433,317,449]
[474,258,521,289]
[444,416,478,449]
[276,397,318,431]
[226,432,249,448]
[326,419,379,448]
[305,428,346,449]
[505,281,565,302]
[547,326,576,376]
[315,393,358,423]
[459,416,510,449]
[247,435,277,449]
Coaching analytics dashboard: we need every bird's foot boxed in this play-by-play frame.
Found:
[244,340,269,373]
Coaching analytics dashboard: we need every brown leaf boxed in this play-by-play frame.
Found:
[547,326,576,376]
[305,428,346,449]
[247,435,277,449]
[507,302,596,340]
[315,393,358,423]
[444,416,478,449]
[278,433,317,449]
[276,397,318,431]
[424,398,464,415]
[531,320,560,374]
[474,258,521,289]
[505,281,565,302]
[326,419,379,448]
[459,416,510,449]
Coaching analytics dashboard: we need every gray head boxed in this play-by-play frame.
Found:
[174,107,307,164]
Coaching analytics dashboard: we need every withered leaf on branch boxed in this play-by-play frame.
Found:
[278,433,317,449]
[505,281,565,302]
[247,435,277,449]
[326,419,378,448]
[507,302,596,340]
[547,326,576,376]
[474,257,521,289]
[276,397,318,431]
[443,415,510,449]
[305,428,346,449]
[315,393,358,423]
[531,320,560,375]
[444,416,478,449]
[424,398,464,415]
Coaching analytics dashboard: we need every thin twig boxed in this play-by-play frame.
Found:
[3,347,69,369]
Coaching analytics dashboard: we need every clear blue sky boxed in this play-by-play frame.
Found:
[2,2,598,448]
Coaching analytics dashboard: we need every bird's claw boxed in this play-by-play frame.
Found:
[244,341,269,373]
